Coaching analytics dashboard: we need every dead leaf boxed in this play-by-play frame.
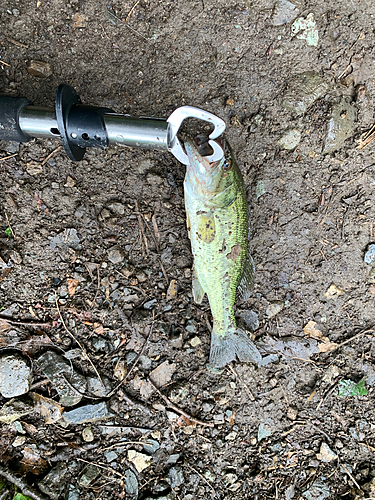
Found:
[166,279,178,301]
[325,283,343,298]
[318,340,338,353]
[34,192,49,214]
[113,359,127,381]
[177,414,197,427]
[19,446,48,475]
[26,161,43,175]
[30,392,64,423]
[303,320,323,338]
[21,335,55,356]
[131,374,154,399]
[149,361,176,388]
[127,450,152,473]
[67,278,79,296]
[0,318,12,333]
[0,256,12,281]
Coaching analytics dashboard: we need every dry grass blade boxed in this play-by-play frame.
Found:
[134,200,148,256]
[357,124,375,149]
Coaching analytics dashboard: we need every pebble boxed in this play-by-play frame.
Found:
[9,250,22,264]
[202,402,214,413]
[124,469,138,497]
[285,484,296,500]
[144,298,157,310]
[281,71,329,116]
[319,442,337,462]
[108,202,125,215]
[165,453,180,465]
[82,426,94,442]
[12,435,26,447]
[277,129,301,150]
[166,279,178,301]
[28,60,52,77]
[86,375,112,397]
[271,0,300,25]
[0,353,32,398]
[78,464,100,487]
[266,301,284,318]
[324,283,343,298]
[107,245,125,264]
[189,336,201,347]
[258,421,273,441]
[50,228,81,251]
[127,450,152,472]
[65,484,80,500]
[302,481,331,500]
[168,467,184,488]
[104,450,118,463]
[142,439,160,455]
[186,320,198,334]
[239,310,259,331]
[322,97,357,154]
[61,402,113,425]
[364,244,375,265]
[40,462,79,500]
[225,431,237,441]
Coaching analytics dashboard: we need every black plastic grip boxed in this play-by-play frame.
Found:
[0,96,33,142]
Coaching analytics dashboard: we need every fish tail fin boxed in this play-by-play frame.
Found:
[208,327,262,370]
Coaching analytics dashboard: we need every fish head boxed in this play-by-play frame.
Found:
[184,136,237,205]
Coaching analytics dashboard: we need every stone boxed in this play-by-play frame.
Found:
[285,484,296,500]
[107,245,125,264]
[324,283,343,298]
[124,469,138,497]
[271,0,300,25]
[36,351,86,406]
[266,301,284,318]
[127,450,152,472]
[28,60,52,77]
[144,299,157,310]
[291,13,319,46]
[0,353,32,397]
[277,129,301,150]
[239,310,259,331]
[189,336,201,347]
[302,481,331,500]
[0,399,34,424]
[82,426,94,442]
[168,467,184,488]
[364,244,375,265]
[281,72,329,116]
[39,462,79,500]
[149,361,176,387]
[50,228,81,251]
[322,97,357,154]
[108,202,125,215]
[104,450,118,463]
[78,464,100,487]
[65,484,80,500]
[61,402,113,425]
[166,279,178,300]
[258,421,273,441]
[86,375,112,397]
[319,442,337,462]
[142,439,160,455]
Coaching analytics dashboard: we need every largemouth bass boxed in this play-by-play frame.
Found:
[184,137,262,369]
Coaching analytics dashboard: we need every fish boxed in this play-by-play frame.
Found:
[184,136,262,369]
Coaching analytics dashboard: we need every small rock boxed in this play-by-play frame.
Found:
[142,439,160,455]
[127,450,152,472]
[144,298,157,310]
[256,180,266,199]
[266,301,284,318]
[65,176,76,187]
[285,485,295,500]
[86,375,112,397]
[364,244,375,265]
[104,450,118,463]
[277,129,301,150]
[26,161,43,175]
[168,467,184,488]
[139,355,152,370]
[78,464,100,487]
[136,158,153,175]
[225,473,238,485]
[287,407,298,420]
[0,353,32,398]
[28,60,52,77]
[150,361,176,387]
[65,484,80,500]
[50,228,81,251]
[146,173,163,186]
[61,402,113,425]
[9,250,22,264]
[189,336,202,347]
[165,453,180,465]
[40,462,78,499]
[281,71,329,116]
[12,435,26,447]
[108,202,125,215]
[302,480,331,500]
[271,0,300,25]
[324,283,343,298]
[258,421,273,441]
[322,97,357,154]
[322,365,341,384]
[291,13,319,46]
[319,442,337,462]
[107,245,125,264]
[239,310,259,331]
[225,431,237,441]
[124,469,138,497]
[166,279,178,301]
[82,426,94,442]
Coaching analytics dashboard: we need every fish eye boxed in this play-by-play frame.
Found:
[222,159,231,172]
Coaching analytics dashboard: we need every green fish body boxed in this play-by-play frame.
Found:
[184,138,261,369]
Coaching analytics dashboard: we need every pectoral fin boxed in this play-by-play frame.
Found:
[192,268,205,303]
[237,254,255,300]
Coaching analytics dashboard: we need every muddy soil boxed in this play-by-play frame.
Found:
[1,0,375,499]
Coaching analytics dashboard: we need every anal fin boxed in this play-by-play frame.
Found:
[192,268,205,303]
[237,254,255,300]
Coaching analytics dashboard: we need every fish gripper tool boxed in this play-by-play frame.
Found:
[0,84,226,165]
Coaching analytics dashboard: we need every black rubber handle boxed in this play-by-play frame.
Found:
[0,96,33,142]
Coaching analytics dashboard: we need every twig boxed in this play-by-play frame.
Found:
[41,146,62,166]
[329,328,374,353]
[5,212,15,237]
[125,0,141,23]
[0,153,17,161]
[0,489,10,500]
[147,377,215,427]
[0,316,52,328]
[0,60,10,67]
[30,378,50,390]
[55,294,103,383]
[0,466,48,500]
[341,463,362,491]
[76,458,125,479]
[134,201,148,256]
[126,311,154,380]
[186,465,220,499]
[228,364,255,401]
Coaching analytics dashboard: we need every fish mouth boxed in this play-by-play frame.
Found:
[184,135,223,176]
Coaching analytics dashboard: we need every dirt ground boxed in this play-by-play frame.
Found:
[1,0,375,498]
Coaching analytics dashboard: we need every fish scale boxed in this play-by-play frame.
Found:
[184,137,261,369]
